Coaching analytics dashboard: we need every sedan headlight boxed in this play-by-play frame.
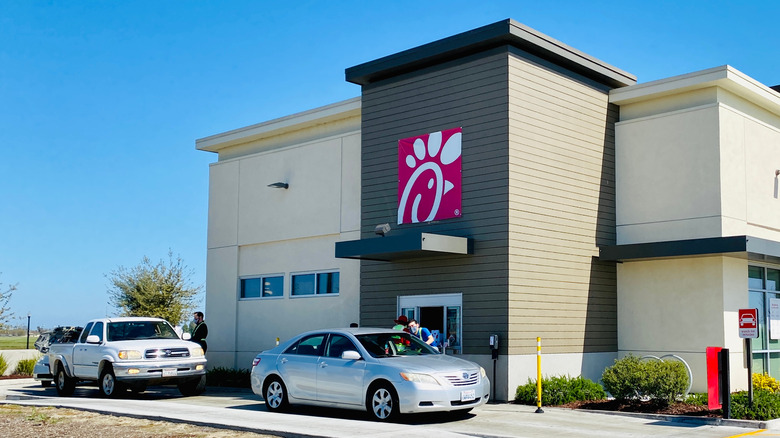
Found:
[190,347,204,357]
[400,372,440,385]
[118,350,142,360]
[480,367,487,378]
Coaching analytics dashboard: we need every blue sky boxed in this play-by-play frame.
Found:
[1,1,779,329]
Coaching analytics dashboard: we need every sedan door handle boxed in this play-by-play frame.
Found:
[319,362,328,368]
[280,358,288,364]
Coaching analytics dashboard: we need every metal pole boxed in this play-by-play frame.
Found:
[26,313,30,349]
[535,337,544,413]
[746,338,753,406]
[720,348,731,419]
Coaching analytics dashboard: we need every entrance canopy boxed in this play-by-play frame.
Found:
[335,232,472,261]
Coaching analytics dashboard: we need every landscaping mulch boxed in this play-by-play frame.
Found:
[557,399,720,417]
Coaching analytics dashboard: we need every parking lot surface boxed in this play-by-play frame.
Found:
[0,378,774,437]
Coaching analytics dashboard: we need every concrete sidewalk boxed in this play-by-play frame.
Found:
[0,378,773,438]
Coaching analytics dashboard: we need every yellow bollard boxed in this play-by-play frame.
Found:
[535,337,544,413]
[276,337,280,346]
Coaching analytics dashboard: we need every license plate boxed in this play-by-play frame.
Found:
[162,368,177,377]
[460,389,475,402]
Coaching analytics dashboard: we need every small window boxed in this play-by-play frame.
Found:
[241,275,283,299]
[292,271,339,296]
[288,334,326,356]
[326,334,356,358]
[90,322,104,342]
[79,322,94,343]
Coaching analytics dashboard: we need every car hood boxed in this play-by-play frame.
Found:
[375,354,481,373]
[107,339,200,349]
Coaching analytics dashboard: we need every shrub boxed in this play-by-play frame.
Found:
[13,357,38,376]
[731,389,780,421]
[685,392,709,406]
[514,375,606,405]
[206,367,250,388]
[753,372,780,393]
[601,354,688,404]
[643,359,688,403]
[601,354,647,400]
[0,353,7,376]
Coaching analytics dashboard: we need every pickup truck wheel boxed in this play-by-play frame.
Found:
[177,374,206,396]
[99,365,120,398]
[55,366,75,396]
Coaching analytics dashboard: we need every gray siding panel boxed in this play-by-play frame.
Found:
[507,48,617,354]
[359,48,511,353]
[358,44,617,356]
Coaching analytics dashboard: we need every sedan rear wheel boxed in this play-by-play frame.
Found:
[264,377,288,412]
[367,383,398,421]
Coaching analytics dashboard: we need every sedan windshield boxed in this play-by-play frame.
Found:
[107,321,179,341]
[356,332,439,358]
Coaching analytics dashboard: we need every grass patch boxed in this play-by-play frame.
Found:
[0,336,33,350]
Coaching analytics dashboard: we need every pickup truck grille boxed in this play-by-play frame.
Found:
[144,348,190,359]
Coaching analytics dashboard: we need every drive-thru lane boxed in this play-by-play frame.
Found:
[0,379,771,438]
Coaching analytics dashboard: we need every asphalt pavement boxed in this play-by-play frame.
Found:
[0,378,776,438]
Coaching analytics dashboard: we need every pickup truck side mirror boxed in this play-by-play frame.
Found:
[86,335,101,344]
[182,333,192,341]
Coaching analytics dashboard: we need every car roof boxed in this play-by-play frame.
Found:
[299,327,406,336]
[90,317,167,323]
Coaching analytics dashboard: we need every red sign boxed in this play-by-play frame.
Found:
[739,308,758,339]
[398,127,462,224]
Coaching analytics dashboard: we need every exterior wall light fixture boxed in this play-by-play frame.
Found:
[375,223,391,236]
[268,182,289,189]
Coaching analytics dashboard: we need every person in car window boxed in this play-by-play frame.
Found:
[191,311,208,353]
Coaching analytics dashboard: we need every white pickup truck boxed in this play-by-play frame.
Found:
[48,317,207,397]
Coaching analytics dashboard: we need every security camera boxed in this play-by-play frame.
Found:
[375,223,391,236]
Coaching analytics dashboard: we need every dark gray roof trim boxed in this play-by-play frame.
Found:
[345,19,636,88]
[599,235,780,261]
[335,232,472,261]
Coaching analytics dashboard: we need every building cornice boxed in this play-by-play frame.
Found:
[346,19,636,89]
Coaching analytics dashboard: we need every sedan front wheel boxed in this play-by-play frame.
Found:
[367,383,398,421]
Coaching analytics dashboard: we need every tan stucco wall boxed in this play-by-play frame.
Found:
[617,256,749,392]
[202,103,361,370]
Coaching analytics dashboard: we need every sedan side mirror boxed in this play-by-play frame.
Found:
[182,333,192,340]
[341,350,362,360]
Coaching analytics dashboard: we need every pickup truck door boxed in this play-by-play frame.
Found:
[73,322,103,379]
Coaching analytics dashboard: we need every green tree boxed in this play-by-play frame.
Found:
[0,273,17,330]
[106,251,201,326]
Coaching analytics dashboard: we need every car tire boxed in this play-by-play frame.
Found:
[54,365,75,396]
[99,365,120,398]
[178,374,206,396]
[366,383,399,421]
[263,377,288,412]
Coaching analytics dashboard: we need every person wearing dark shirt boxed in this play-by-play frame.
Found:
[191,311,208,353]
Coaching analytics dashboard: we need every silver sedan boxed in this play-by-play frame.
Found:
[250,327,490,421]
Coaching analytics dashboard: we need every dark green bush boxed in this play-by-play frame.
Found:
[206,367,250,388]
[643,359,688,403]
[685,392,708,406]
[13,357,38,376]
[601,354,688,404]
[514,375,606,405]
[731,390,780,421]
[0,354,7,376]
[601,354,647,400]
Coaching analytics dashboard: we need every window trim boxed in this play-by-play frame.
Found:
[290,269,340,298]
[239,274,285,300]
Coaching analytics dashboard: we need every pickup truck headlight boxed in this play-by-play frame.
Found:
[400,372,440,385]
[190,347,204,357]
[118,350,143,360]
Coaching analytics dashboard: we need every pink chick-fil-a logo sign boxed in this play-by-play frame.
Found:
[397,127,462,224]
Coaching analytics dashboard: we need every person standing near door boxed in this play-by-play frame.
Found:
[408,319,437,349]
